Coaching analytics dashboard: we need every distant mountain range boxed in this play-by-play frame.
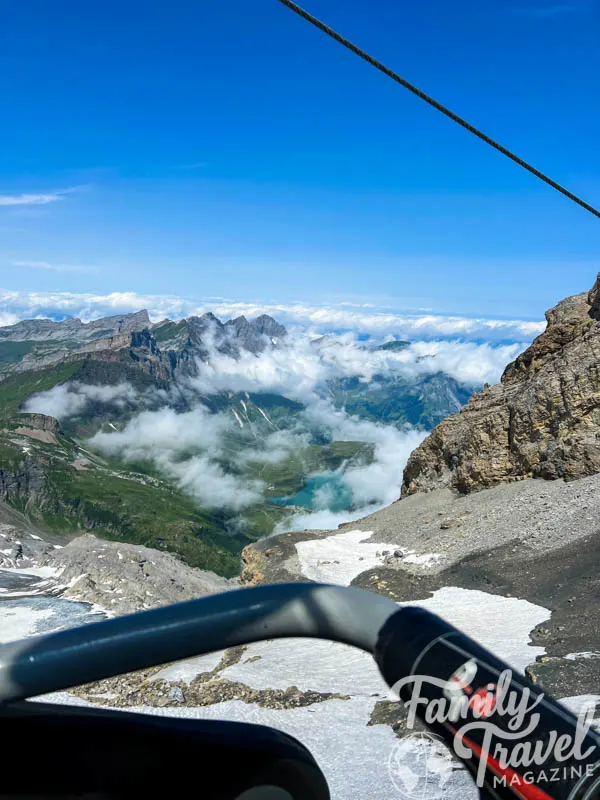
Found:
[0,310,287,380]
[0,309,478,575]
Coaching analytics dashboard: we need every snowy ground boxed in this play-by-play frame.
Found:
[0,595,548,796]
[0,528,594,800]
[295,529,441,585]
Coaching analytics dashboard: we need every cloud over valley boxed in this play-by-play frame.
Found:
[18,320,529,531]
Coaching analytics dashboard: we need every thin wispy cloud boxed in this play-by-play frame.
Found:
[0,192,64,207]
[176,162,207,170]
[515,2,584,18]
[13,260,98,274]
[0,186,85,207]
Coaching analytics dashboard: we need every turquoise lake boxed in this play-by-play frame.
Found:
[269,473,353,512]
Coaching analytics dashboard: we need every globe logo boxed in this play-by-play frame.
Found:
[387,731,460,799]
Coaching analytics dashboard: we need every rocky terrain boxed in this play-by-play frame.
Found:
[1,274,600,798]
[241,473,600,698]
[0,501,234,610]
[0,500,59,569]
[402,273,600,495]
[46,533,234,615]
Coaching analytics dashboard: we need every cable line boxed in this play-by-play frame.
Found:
[276,0,600,220]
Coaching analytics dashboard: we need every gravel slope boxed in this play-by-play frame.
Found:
[242,474,600,699]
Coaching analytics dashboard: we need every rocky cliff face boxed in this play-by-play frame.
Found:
[402,274,600,495]
[13,412,60,433]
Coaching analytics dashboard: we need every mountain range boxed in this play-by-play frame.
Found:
[0,308,476,575]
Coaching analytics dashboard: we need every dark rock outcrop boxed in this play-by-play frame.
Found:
[251,314,287,340]
[224,314,286,354]
[402,274,600,495]
[14,412,60,433]
[588,273,600,321]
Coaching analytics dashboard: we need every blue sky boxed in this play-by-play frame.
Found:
[1,0,599,321]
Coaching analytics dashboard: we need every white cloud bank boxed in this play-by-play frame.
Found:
[89,406,263,511]
[0,288,545,343]
[84,397,425,520]
[24,382,138,421]
[16,273,538,530]
[192,332,524,398]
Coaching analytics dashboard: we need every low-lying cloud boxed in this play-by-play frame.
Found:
[192,332,524,402]
[22,321,526,524]
[89,406,263,511]
[24,382,138,420]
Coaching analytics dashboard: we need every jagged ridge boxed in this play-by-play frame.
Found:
[0,310,287,381]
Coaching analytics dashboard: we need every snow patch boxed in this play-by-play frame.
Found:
[219,638,386,696]
[402,552,440,567]
[296,530,441,584]
[0,605,55,643]
[154,651,228,683]
[114,697,451,800]
[295,530,386,585]
[157,588,549,697]
[559,695,600,727]
[564,652,600,661]
[1,565,61,578]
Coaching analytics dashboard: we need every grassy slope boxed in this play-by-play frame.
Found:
[0,432,244,576]
[0,358,379,575]
[0,361,84,419]
[0,359,247,575]
[0,341,38,365]
[0,364,301,574]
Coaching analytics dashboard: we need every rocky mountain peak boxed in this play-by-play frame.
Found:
[199,311,224,326]
[112,309,151,331]
[402,274,600,496]
[501,292,592,386]
[223,314,286,354]
[0,307,287,382]
[225,315,250,330]
[251,314,287,339]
